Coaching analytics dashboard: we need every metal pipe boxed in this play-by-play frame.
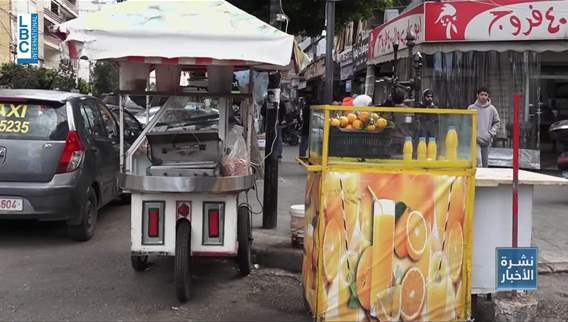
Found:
[324,0,336,103]
[119,94,125,172]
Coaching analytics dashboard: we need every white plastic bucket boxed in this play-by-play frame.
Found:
[290,204,305,248]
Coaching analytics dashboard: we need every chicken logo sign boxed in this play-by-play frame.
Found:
[434,4,458,39]
[425,0,568,42]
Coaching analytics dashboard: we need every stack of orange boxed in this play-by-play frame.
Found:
[331,111,388,132]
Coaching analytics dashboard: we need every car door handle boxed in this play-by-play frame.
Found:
[90,147,99,152]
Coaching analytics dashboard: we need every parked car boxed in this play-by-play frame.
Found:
[0,89,122,241]
[109,106,144,145]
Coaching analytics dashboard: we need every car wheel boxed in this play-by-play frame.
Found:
[237,205,252,276]
[68,187,98,242]
[175,221,192,302]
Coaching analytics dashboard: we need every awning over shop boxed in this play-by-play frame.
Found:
[368,0,568,64]
[53,0,294,67]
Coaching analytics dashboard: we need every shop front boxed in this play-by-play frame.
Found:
[367,0,568,169]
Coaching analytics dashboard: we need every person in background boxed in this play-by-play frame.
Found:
[420,89,437,108]
[468,86,501,167]
[418,88,439,138]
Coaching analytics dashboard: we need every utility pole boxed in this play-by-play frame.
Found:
[263,0,283,229]
[324,0,337,103]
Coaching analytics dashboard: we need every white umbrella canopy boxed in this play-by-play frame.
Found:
[54,0,294,67]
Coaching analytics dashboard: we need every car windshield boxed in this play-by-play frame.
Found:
[0,102,68,140]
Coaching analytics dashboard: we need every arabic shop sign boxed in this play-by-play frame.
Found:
[368,5,424,60]
[338,46,353,81]
[353,30,369,72]
[368,0,568,60]
[496,247,538,290]
[425,0,568,41]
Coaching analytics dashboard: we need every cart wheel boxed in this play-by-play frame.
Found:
[131,255,149,272]
[237,205,252,276]
[175,221,192,302]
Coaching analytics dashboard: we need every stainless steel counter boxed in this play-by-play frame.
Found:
[120,173,255,193]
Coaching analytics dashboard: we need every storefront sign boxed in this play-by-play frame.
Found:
[368,0,568,61]
[425,0,568,42]
[16,14,39,65]
[339,46,353,81]
[302,57,326,81]
[353,30,370,72]
[368,6,424,61]
[496,247,538,290]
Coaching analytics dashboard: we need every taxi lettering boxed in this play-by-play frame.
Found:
[0,104,31,133]
[0,104,28,118]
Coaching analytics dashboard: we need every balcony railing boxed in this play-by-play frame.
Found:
[43,7,63,24]
[55,0,78,18]
[44,34,62,50]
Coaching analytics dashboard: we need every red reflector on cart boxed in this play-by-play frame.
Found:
[209,210,219,237]
[177,201,191,218]
[148,208,159,237]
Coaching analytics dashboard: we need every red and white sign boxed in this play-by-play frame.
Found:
[369,0,568,60]
[425,0,568,41]
[368,6,424,61]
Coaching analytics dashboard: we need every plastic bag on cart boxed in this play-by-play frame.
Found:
[222,125,250,176]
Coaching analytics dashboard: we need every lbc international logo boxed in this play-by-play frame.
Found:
[16,14,39,65]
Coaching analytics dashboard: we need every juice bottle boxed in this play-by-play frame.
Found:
[403,136,413,161]
[428,137,438,161]
[445,126,459,161]
[371,199,395,310]
[417,137,427,161]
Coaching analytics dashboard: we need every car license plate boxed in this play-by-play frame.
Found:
[0,198,23,211]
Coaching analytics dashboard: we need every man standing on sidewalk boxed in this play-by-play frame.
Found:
[468,87,501,167]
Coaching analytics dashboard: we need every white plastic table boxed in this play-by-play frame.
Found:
[472,168,568,294]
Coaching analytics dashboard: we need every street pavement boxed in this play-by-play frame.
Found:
[0,200,310,321]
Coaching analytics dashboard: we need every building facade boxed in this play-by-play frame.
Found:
[0,0,78,67]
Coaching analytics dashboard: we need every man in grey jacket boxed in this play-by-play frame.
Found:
[468,87,501,167]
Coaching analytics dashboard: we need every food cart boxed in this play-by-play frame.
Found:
[298,105,477,321]
[54,0,294,302]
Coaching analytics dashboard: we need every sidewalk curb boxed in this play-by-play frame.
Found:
[252,230,303,273]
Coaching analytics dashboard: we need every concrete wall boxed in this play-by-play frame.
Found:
[0,0,12,64]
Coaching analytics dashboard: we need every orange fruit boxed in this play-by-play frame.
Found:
[400,267,426,321]
[366,124,376,131]
[356,246,372,310]
[347,113,357,124]
[377,117,388,129]
[331,118,341,127]
[407,210,428,261]
[444,222,464,283]
[376,285,402,321]
[323,219,344,282]
[352,119,363,129]
[358,111,369,123]
[345,124,353,129]
[339,116,349,128]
